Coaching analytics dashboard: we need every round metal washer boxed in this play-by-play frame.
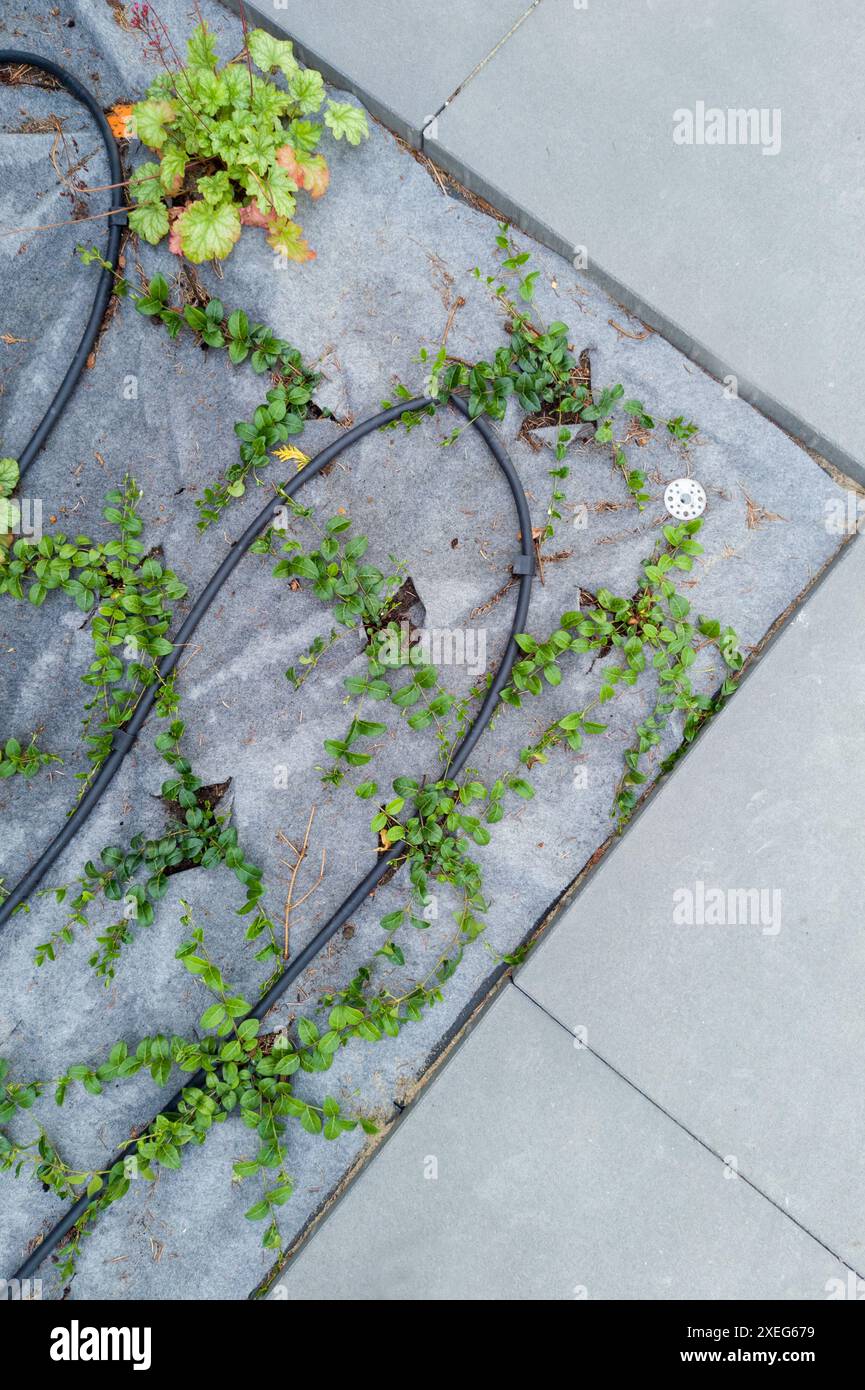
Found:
[664,477,706,521]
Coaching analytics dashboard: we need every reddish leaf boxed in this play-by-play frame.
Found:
[265,216,315,263]
[276,143,330,200]
[239,202,270,228]
[297,153,329,200]
[275,143,304,183]
[168,207,184,256]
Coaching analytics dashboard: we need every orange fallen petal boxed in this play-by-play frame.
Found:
[106,102,133,141]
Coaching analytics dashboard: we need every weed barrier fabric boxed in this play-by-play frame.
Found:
[8,390,534,1277]
[0,51,125,479]
[0,48,533,1282]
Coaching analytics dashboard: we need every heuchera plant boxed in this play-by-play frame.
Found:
[0,457,19,544]
[126,10,369,263]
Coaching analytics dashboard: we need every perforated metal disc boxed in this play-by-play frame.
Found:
[664,477,706,521]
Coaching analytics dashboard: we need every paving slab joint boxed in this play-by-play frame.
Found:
[511,981,865,1283]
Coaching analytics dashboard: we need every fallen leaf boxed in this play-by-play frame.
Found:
[272,445,310,469]
[106,102,133,140]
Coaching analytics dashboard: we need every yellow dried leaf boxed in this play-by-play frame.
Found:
[272,445,310,469]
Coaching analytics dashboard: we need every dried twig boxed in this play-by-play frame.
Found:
[608,318,653,341]
[0,206,134,238]
[740,484,787,531]
[469,574,517,620]
[277,808,325,959]
[441,294,466,351]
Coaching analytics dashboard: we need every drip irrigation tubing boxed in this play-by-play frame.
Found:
[11,396,534,1280]
[0,51,126,480]
[2,51,536,1284]
[0,397,533,925]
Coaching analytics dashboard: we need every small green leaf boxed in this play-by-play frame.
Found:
[247,28,299,79]
[130,99,177,150]
[0,458,20,495]
[324,101,369,145]
[128,200,169,245]
[507,777,534,800]
[176,199,242,263]
[289,68,326,115]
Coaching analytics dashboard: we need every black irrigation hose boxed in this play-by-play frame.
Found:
[0,397,532,925]
[0,50,125,479]
[11,394,535,1278]
[1,45,536,1286]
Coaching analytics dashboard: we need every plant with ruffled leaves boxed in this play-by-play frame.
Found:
[0,457,21,548]
[126,11,368,263]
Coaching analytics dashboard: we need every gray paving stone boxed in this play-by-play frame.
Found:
[517,533,865,1276]
[269,984,850,1300]
[427,0,865,482]
[226,0,538,142]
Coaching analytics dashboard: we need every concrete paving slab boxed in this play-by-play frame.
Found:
[517,533,865,1276]
[227,0,539,143]
[268,984,851,1300]
[426,0,865,482]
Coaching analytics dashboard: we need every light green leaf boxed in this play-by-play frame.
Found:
[185,66,222,116]
[176,199,242,262]
[247,27,299,80]
[197,170,233,207]
[237,126,279,176]
[159,144,187,195]
[0,458,19,495]
[129,161,163,204]
[187,21,219,71]
[130,99,177,150]
[286,119,322,154]
[324,101,369,145]
[128,200,170,245]
[256,164,297,219]
[289,68,326,115]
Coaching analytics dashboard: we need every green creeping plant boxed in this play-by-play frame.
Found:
[78,250,322,533]
[0,233,747,1278]
[0,734,61,781]
[497,519,744,830]
[0,505,744,1275]
[33,704,279,985]
[126,16,368,263]
[388,224,700,529]
[0,475,187,799]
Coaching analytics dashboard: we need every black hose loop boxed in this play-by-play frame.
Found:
[10,393,534,1279]
[0,50,125,477]
[1,51,538,1282]
[0,396,532,924]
